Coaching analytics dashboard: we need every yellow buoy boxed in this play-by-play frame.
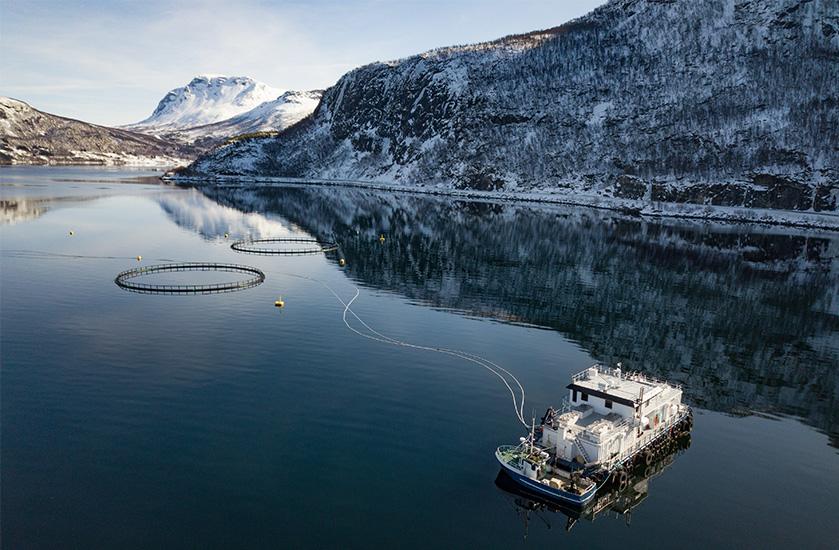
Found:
[339,258,346,267]
[379,234,385,243]
[69,230,74,236]
[136,255,142,261]
[274,299,285,308]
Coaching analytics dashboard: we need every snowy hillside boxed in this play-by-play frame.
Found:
[127,75,283,131]
[184,0,839,220]
[165,90,322,144]
[0,97,191,165]
[126,76,321,146]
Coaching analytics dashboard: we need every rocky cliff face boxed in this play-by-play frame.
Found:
[0,97,191,165]
[187,0,839,216]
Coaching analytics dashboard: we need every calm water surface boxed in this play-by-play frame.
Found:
[2,166,838,548]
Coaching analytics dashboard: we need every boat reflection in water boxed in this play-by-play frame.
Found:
[495,432,691,535]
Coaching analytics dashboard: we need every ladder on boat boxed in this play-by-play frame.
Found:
[574,436,591,464]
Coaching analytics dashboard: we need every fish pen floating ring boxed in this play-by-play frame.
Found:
[230,237,338,256]
[114,262,265,294]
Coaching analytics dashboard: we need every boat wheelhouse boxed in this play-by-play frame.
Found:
[496,364,692,506]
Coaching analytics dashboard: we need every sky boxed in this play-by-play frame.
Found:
[1,0,606,126]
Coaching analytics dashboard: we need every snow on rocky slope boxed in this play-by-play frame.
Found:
[164,90,322,145]
[125,75,321,147]
[183,0,839,222]
[0,97,191,165]
[127,75,283,131]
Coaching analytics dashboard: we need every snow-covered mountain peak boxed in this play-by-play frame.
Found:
[161,89,323,145]
[193,73,226,81]
[130,75,284,130]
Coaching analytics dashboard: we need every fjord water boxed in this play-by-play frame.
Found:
[2,167,838,549]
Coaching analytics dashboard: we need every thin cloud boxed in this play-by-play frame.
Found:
[1,0,606,125]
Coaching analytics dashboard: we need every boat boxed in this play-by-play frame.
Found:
[495,428,691,533]
[495,363,692,506]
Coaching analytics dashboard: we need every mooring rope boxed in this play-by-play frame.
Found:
[273,271,529,429]
[1,249,181,263]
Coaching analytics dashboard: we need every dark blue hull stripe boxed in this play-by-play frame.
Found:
[498,462,597,505]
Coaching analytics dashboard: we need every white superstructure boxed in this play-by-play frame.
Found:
[539,365,688,470]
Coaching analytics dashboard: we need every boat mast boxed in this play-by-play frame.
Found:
[529,418,535,452]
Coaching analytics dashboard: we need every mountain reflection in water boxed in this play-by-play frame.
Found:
[181,185,839,448]
[156,190,296,240]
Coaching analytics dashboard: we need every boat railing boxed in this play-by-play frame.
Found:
[556,397,573,414]
[612,416,635,431]
[571,364,683,391]
[497,445,531,468]
[624,369,683,391]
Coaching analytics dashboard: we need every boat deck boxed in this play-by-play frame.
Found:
[572,372,663,403]
[569,406,624,428]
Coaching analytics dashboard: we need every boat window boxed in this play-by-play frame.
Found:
[605,400,613,409]
[581,393,588,402]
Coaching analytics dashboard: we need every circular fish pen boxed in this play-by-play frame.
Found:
[114,262,265,294]
[230,238,338,256]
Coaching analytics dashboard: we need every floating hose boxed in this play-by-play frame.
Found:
[272,271,529,429]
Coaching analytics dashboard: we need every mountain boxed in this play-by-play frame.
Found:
[126,75,322,146]
[154,90,322,146]
[0,97,192,166]
[183,0,839,221]
[127,75,283,132]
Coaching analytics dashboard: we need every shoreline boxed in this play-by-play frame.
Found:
[166,174,839,232]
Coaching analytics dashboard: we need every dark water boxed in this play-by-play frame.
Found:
[2,166,838,549]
